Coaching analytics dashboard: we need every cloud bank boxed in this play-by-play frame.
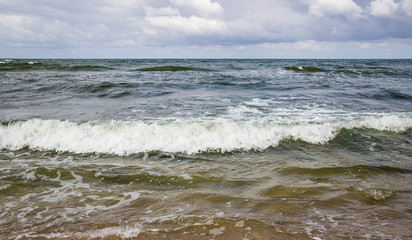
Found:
[0,0,411,58]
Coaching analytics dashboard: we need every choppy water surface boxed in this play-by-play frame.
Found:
[1,59,412,239]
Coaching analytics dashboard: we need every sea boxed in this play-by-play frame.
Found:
[0,59,411,240]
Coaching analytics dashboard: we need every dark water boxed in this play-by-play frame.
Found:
[1,59,412,239]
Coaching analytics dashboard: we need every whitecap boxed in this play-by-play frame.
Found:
[0,115,410,155]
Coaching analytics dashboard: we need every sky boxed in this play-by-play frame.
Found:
[0,0,412,58]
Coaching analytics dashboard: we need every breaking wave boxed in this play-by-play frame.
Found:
[1,115,411,155]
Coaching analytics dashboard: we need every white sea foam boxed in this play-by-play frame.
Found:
[243,98,270,107]
[0,59,12,64]
[0,183,11,191]
[38,171,90,203]
[0,115,411,155]
[227,104,262,117]
[25,225,142,239]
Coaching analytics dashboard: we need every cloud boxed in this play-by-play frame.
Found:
[0,0,411,58]
[145,15,226,35]
[307,0,363,18]
[369,0,399,16]
[0,0,147,47]
[170,0,223,17]
[143,1,226,45]
[0,14,76,47]
[144,6,180,17]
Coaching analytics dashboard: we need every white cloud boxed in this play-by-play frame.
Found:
[308,0,363,18]
[144,6,180,17]
[170,0,223,17]
[369,0,399,16]
[103,0,143,7]
[146,15,226,35]
[141,0,226,43]
[0,14,75,45]
[294,40,321,49]
[0,0,147,48]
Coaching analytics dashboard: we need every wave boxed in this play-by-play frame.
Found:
[358,90,412,102]
[1,115,411,155]
[0,60,112,72]
[64,65,113,71]
[283,65,408,76]
[78,82,137,98]
[380,90,412,101]
[284,66,326,73]
[0,61,42,71]
[135,66,198,72]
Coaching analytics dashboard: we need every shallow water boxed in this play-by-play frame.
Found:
[1,59,412,239]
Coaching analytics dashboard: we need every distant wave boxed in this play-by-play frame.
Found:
[64,65,113,71]
[284,66,326,72]
[0,61,203,73]
[0,60,113,72]
[1,60,408,77]
[368,90,412,101]
[135,66,198,72]
[1,115,410,155]
[284,65,406,76]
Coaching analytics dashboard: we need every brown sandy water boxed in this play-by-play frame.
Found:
[1,133,412,240]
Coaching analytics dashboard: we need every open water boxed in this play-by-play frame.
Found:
[0,59,412,239]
